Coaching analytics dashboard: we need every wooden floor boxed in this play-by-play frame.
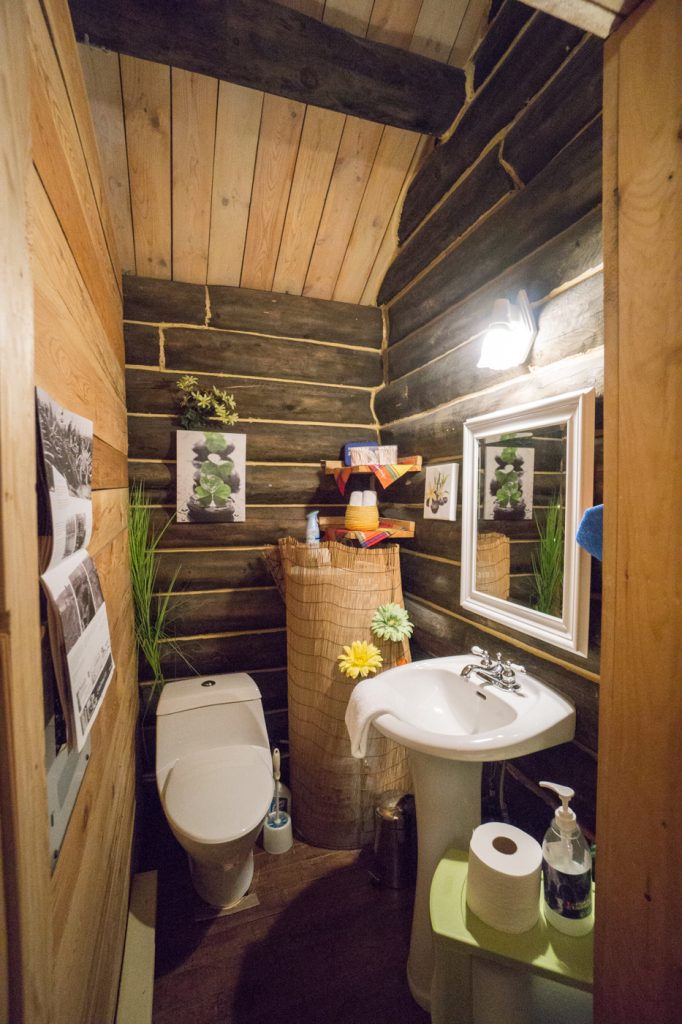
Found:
[153,837,430,1024]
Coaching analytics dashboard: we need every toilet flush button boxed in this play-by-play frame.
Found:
[201,680,216,687]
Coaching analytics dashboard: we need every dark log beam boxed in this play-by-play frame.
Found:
[68,0,466,136]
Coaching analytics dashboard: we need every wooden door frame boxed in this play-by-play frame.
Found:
[597,1,681,1021]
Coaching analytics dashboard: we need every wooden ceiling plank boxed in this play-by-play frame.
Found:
[302,0,423,301]
[336,0,458,304]
[207,82,264,288]
[272,106,346,295]
[360,136,432,305]
[448,0,491,67]
[301,117,382,299]
[240,94,306,292]
[78,46,135,274]
[322,0,375,34]
[171,68,218,284]
[120,56,171,279]
[332,125,421,303]
[411,0,471,62]
[67,0,465,136]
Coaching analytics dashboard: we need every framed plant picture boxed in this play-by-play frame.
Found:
[176,431,246,523]
[483,444,535,521]
[423,463,458,520]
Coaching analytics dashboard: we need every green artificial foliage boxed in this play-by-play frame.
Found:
[127,483,185,714]
[532,498,564,616]
[175,374,238,431]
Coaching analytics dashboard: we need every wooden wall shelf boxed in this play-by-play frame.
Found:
[322,455,422,474]
[319,517,416,538]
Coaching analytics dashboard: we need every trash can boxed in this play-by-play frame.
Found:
[370,792,417,889]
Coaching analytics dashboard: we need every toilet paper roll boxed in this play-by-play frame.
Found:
[466,822,542,934]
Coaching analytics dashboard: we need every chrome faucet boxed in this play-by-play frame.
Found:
[461,647,525,692]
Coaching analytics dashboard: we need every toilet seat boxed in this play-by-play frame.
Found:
[162,745,273,845]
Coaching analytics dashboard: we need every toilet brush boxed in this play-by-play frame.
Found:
[273,748,282,824]
[263,748,293,854]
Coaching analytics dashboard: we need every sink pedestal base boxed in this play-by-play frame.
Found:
[406,752,482,1011]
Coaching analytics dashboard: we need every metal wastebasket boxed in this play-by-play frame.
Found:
[370,792,417,889]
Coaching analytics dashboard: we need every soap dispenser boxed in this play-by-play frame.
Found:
[539,781,593,936]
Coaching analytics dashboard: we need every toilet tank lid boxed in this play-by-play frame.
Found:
[156,673,261,716]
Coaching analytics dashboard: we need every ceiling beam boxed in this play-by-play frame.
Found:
[67,0,466,137]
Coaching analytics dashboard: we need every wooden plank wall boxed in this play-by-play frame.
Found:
[377,2,606,837]
[0,1,52,1019]
[596,1,681,1020]
[124,275,382,757]
[24,0,136,1020]
[77,0,489,303]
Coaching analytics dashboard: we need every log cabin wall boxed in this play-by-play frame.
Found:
[124,275,382,758]
[377,2,605,836]
[0,0,136,1019]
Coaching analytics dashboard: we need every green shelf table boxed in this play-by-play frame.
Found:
[429,849,594,1024]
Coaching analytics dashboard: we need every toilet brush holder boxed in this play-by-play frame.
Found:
[263,812,293,855]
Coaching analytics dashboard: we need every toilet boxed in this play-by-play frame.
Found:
[156,672,274,907]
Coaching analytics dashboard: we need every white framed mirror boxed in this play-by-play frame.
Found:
[460,389,595,657]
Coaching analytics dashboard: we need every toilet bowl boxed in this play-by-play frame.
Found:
[156,672,274,907]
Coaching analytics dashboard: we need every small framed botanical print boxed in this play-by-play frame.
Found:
[423,463,458,520]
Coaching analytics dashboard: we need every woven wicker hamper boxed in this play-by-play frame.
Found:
[476,532,511,599]
[273,538,411,849]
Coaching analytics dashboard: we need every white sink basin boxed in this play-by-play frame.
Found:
[372,654,575,761]
[366,653,576,1012]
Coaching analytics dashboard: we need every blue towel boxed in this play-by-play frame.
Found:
[576,505,603,561]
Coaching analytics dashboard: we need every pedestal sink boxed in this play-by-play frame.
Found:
[367,653,576,1012]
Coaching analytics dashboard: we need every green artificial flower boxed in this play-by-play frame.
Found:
[370,603,414,643]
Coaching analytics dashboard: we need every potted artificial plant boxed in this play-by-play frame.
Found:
[174,376,245,525]
[127,482,184,729]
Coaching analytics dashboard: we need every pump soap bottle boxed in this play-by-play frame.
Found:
[539,781,593,936]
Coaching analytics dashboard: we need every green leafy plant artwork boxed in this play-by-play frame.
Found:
[483,443,535,521]
[176,430,246,524]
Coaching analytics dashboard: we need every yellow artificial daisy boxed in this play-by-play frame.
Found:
[338,640,383,680]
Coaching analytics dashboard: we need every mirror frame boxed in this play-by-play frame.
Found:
[460,388,595,658]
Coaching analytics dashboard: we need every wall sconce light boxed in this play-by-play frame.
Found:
[477,290,537,370]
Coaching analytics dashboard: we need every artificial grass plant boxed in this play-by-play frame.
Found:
[127,482,184,713]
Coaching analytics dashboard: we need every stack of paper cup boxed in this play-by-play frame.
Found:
[466,822,542,933]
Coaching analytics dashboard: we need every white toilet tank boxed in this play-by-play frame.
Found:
[156,673,270,789]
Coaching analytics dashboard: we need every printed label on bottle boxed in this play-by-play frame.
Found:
[543,862,592,920]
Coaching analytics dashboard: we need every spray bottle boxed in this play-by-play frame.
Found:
[539,781,593,936]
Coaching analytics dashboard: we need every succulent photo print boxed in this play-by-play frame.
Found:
[176,430,246,524]
[483,443,535,521]
[423,463,458,521]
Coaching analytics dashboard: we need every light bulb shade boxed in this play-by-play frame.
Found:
[477,290,537,370]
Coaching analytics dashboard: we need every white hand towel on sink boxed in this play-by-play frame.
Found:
[345,676,401,759]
